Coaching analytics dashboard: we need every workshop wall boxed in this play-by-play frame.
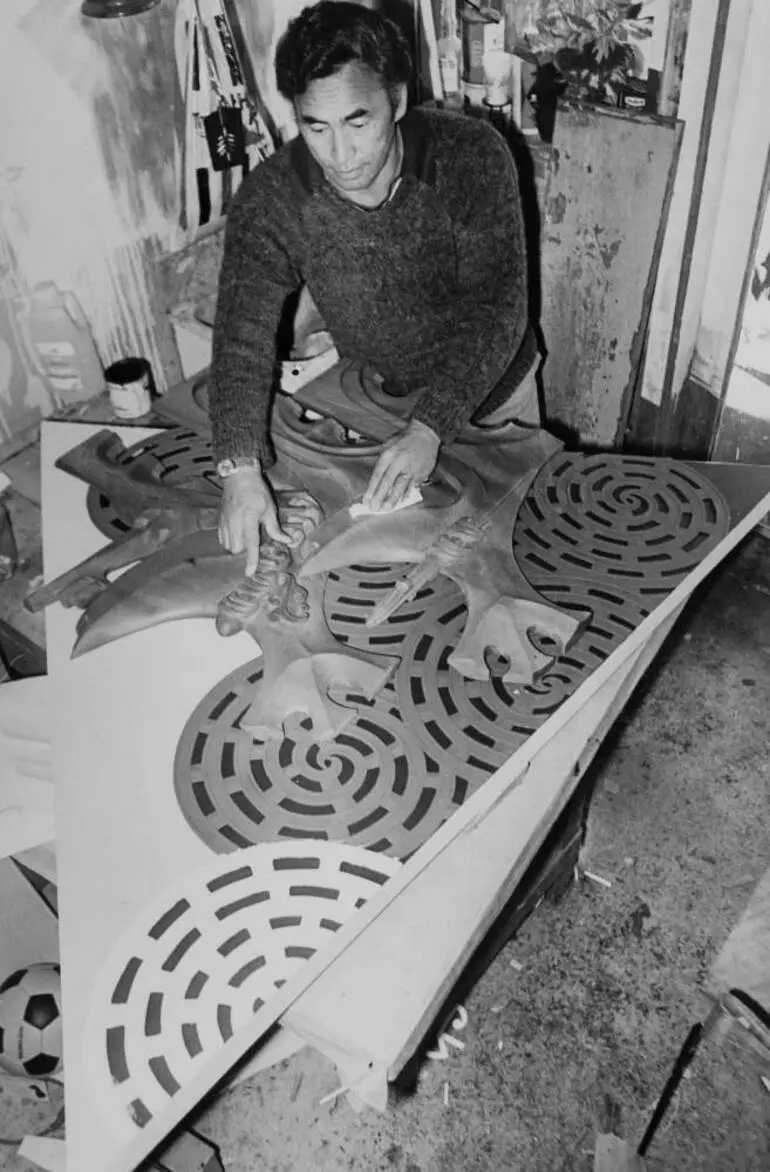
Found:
[0,0,184,442]
[0,0,301,446]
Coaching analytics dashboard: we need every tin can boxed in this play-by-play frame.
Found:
[105,357,154,419]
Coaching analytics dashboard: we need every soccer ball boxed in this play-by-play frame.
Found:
[0,963,63,1078]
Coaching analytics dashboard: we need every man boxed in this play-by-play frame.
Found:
[211,0,538,573]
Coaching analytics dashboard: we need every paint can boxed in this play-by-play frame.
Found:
[105,357,154,419]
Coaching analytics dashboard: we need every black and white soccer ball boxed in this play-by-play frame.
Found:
[0,963,63,1078]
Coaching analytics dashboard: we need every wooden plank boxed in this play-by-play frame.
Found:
[708,865,770,1013]
[0,855,59,975]
[0,676,54,861]
[43,422,770,1172]
[689,2,770,408]
[594,1134,646,1172]
[659,0,756,441]
[708,148,770,459]
[540,104,680,448]
[712,396,770,465]
[657,0,691,119]
[637,0,724,414]
[18,1136,65,1172]
[153,1129,224,1172]
[286,604,685,1097]
[0,424,40,471]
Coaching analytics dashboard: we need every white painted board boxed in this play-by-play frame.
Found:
[42,422,262,1172]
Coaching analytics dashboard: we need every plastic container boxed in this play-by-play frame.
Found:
[17,283,105,405]
[483,50,512,107]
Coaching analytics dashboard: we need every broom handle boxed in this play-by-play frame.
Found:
[637,1001,723,1158]
[636,1024,703,1158]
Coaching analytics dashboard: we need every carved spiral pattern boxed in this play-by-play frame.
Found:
[85,844,399,1138]
[513,453,730,595]
[172,563,648,859]
[89,434,730,859]
[174,657,480,861]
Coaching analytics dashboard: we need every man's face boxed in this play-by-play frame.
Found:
[295,62,406,203]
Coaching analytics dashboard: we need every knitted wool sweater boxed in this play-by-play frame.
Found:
[209,106,535,466]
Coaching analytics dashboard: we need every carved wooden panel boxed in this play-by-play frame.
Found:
[84,844,399,1141]
[170,450,731,862]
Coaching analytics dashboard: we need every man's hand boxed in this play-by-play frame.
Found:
[363,419,440,513]
[218,466,291,576]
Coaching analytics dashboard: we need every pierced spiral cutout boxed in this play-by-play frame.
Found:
[88,436,729,860]
[85,844,399,1136]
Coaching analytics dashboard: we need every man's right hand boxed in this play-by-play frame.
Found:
[218,465,291,576]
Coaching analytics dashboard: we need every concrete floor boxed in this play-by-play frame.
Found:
[0,483,768,1171]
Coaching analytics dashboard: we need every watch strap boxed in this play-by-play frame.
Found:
[216,456,262,478]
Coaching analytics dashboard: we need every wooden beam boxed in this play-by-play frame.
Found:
[539,104,681,448]
[660,0,759,440]
[638,0,726,421]
[153,1129,224,1172]
[707,865,770,1015]
[708,145,770,458]
[657,0,691,119]
[689,0,770,409]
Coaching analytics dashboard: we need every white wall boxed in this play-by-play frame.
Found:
[0,0,181,416]
[690,0,770,427]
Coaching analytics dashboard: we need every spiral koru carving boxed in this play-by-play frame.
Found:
[174,654,483,861]
[513,453,730,599]
[173,454,730,861]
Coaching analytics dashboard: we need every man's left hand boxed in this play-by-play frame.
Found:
[363,419,440,513]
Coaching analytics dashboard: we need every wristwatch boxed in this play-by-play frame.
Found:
[216,456,262,479]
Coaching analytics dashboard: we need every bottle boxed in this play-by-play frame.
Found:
[16,283,105,405]
[437,0,464,112]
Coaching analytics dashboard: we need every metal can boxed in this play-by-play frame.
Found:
[105,357,154,419]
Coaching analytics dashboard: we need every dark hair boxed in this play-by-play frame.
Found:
[275,2,412,101]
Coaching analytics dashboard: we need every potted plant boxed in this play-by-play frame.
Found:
[522,0,653,108]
